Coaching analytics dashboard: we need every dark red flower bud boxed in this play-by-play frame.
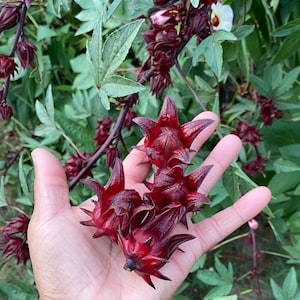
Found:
[1,233,29,264]
[232,121,261,146]
[243,156,266,177]
[259,96,283,126]
[134,96,214,168]
[0,102,13,120]
[105,145,120,168]
[64,153,93,180]
[94,117,113,147]
[2,213,30,235]
[0,54,18,79]
[0,4,20,33]
[16,40,36,69]
[123,110,137,131]
[1,214,30,265]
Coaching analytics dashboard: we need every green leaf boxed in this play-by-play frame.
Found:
[35,100,53,126]
[190,254,207,272]
[215,258,233,282]
[106,0,123,20]
[98,89,110,110]
[47,0,71,18]
[212,296,238,300]
[269,171,300,196]
[87,15,103,85]
[0,176,7,207]
[35,124,57,137]
[249,74,269,97]
[37,26,57,41]
[204,38,223,77]
[74,0,104,35]
[102,75,145,97]
[279,144,300,165]
[204,284,233,300]
[276,66,300,97]
[193,31,236,77]
[233,25,255,39]
[272,32,300,64]
[273,158,300,173]
[18,153,30,199]
[197,270,225,286]
[128,0,153,18]
[45,85,55,122]
[270,279,285,300]
[190,0,200,8]
[100,19,144,82]
[222,165,240,202]
[272,18,300,37]
[282,267,298,298]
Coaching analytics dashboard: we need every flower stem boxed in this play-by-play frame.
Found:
[174,59,207,111]
[2,3,27,103]
[250,227,262,300]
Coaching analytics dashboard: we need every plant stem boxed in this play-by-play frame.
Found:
[174,59,224,140]
[250,227,262,300]
[68,66,155,190]
[212,232,249,250]
[2,3,27,103]
[174,59,207,111]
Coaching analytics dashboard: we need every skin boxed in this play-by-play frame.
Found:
[27,111,271,300]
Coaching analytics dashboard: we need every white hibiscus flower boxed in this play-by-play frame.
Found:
[211,2,234,32]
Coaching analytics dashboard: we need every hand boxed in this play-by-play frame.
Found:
[28,111,271,300]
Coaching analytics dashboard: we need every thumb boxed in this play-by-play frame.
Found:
[31,148,70,223]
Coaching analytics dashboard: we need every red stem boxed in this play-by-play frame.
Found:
[250,227,262,300]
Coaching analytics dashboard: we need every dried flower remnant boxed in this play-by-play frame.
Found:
[211,1,233,32]
[133,96,214,168]
[0,213,30,264]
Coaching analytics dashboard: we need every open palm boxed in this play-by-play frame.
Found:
[28,111,271,300]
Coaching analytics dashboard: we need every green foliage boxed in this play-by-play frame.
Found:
[197,258,234,299]
[270,267,300,300]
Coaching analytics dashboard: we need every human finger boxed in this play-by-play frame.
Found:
[198,134,242,195]
[191,186,271,255]
[31,148,70,223]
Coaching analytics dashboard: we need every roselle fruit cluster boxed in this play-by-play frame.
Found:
[81,96,214,287]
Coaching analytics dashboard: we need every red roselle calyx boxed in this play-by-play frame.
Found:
[133,96,214,168]
[80,158,153,243]
[81,96,214,287]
